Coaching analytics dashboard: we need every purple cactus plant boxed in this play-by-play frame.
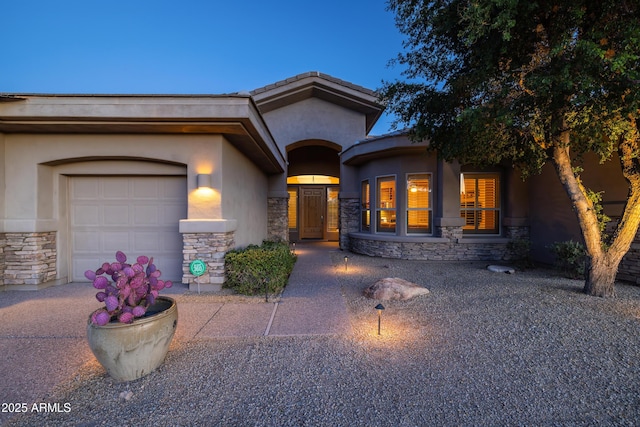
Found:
[86,251,173,325]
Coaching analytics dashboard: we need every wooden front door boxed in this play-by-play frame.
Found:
[300,187,324,239]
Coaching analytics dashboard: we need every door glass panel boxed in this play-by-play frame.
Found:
[327,187,339,232]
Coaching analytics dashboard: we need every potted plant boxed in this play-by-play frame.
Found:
[85,251,178,382]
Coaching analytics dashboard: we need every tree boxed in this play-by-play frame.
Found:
[381,0,640,297]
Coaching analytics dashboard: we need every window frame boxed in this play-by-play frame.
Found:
[361,180,370,232]
[376,175,397,234]
[460,172,501,235]
[287,187,298,231]
[406,172,433,235]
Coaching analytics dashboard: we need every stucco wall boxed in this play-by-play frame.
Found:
[528,153,628,264]
[220,140,268,248]
[261,98,365,155]
[0,133,271,285]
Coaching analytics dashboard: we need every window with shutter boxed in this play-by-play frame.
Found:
[460,173,500,234]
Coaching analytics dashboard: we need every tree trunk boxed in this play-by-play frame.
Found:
[584,254,619,298]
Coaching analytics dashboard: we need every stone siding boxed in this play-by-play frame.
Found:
[268,197,289,243]
[2,232,57,288]
[182,231,235,292]
[349,226,529,262]
[0,234,5,286]
[339,198,360,250]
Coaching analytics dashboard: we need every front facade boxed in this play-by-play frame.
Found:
[0,72,637,291]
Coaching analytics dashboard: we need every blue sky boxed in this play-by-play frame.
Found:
[1,0,406,135]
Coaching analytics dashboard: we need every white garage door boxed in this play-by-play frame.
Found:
[70,176,187,282]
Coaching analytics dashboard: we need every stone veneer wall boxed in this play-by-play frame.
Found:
[339,198,360,250]
[349,226,529,262]
[267,197,289,242]
[0,233,5,286]
[182,231,235,292]
[3,232,57,288]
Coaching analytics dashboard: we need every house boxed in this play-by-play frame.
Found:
[0,72,636,291]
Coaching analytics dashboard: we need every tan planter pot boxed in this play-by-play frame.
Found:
[87,296,178,382]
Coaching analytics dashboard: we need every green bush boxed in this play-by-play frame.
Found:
[549,240,586,279]
[224,241,297,295]
[507,237,534,269]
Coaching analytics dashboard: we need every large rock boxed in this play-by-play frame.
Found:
[364,277,430,301]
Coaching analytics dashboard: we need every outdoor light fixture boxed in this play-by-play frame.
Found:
[344,255,349,272]
[292,242,296,254]
[197,174,212,189]
[375,303,385,335]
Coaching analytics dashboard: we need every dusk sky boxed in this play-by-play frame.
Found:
[2,0,407,135]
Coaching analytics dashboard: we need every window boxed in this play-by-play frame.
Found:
[377,176,396,233]
[407,174,432,234]
[327,187,339,232]
[287,188,298,230]
[361,180,370,231]
[460,173,500,234]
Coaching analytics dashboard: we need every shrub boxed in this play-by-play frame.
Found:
[549,240,586,279]
[507,237,534,269]
[224,241,297,296]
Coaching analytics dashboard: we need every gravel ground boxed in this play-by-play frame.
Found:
[5,253,640,426]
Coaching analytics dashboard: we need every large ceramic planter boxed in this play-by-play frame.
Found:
[87,296,178,382]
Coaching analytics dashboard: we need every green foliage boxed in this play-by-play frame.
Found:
[507,237,534,269]
[224,241,297,296]
[382,0,640,176]
[549,240,586,279]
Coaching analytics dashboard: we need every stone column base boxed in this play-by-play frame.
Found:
[3,232,57,289]
[339,197,360,250]
[180,220,236,292]
[267,196,289,242]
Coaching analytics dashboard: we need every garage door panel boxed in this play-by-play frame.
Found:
[133,179,159,199]
[73,231,100,252]
[103,178,130,198]
[104,205,130,225]
[72,205,100,226]
[71,176,186,282]
[72,180,99,198]
[134,205,159,225]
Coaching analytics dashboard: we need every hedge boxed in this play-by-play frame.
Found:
[224,241,297,296]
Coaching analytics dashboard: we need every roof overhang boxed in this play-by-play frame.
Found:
[251,72,384,134]
[0,94,286,174]
[341,131,427,165]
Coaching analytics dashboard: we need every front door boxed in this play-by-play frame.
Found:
[300,187,324,239]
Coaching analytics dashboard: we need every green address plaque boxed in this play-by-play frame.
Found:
[189,259,207,277]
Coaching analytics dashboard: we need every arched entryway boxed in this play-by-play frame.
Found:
[286,141,341,242]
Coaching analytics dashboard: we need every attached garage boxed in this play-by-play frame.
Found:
[69,176,187,282]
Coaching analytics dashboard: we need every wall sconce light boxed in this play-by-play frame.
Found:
[344,255,349,272]
[197,174,212,189]
[375,303,385,335]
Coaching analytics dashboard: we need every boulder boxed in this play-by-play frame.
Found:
[364,277,430,301]
[487,265,515,274]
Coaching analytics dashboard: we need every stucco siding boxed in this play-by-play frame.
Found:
[220,140,268,248]
[262,98,365,153]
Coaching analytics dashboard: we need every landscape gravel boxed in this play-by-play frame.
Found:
[5,253,640,426]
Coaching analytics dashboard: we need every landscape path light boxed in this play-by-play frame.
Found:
[375,303,385,335]
[344,255,349,272]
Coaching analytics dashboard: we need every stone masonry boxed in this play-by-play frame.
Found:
[182,231,235,292]
[2,232,57,288]
[349,225,529,262]
[339,198,360,251]
[0,233,5,286]
[267,196,289,242]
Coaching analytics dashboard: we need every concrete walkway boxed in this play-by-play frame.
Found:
[0,242,349,420]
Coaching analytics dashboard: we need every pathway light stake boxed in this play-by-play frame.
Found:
[344,255,349,272]
[375,303,385,335]
[292,242,296,254]
[264,277,269,303]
